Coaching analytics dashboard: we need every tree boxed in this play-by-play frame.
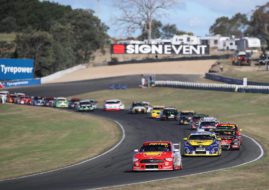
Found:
[115,0,180,41]
[15,30,54,77]
[161,24,193,38]
[138,19,162,40]
[209,13,249,37]
[248,3,269,46]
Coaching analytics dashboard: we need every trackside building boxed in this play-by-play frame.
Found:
[0,58,41,88]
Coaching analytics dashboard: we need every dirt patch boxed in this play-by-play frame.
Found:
[46,60,216,83]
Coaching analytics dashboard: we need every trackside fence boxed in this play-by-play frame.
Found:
[205,73,269,86]
[154,81,269,94]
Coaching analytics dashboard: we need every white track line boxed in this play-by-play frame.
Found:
[92,134,264,190]
[0,120,125,182]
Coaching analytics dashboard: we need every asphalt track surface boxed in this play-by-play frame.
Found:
[0,75,263,190]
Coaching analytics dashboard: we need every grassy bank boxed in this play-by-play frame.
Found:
[217,59,269,83]
[76,87,269,190]
[0,104,120,180]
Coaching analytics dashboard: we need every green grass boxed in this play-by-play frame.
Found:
[217,59,269,83]
[0,33,16,42]
[75,87,269,190]
[0,104,120,179]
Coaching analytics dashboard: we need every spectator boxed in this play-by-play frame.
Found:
[141,75,146,88]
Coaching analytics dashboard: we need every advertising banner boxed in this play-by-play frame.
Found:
[2,78,41,88]
[0,59,34,80]
[111,44,209,55]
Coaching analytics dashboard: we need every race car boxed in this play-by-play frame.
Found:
[7,94,17,103]
[150,106,165,119]
[44,97,55,107]
[14,93,26,104]
[129,101,152,114]
[198,117,219,131]
[183,131,222,156]
[160,107,178,120]
[104,99,125,111]
[0,90,9,103]
[53,97,68,108]
[190,113,208,130]
[75,99,95,112]
[178,110,195,125]
[132,141,182,171]
[68,98,80,109]
[16,95,32,105]
[32,96,45,106]
[88,99,98,109]
[215,123,242,150]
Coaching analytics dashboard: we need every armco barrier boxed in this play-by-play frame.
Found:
[205,73,269,86]
[154,80,269,94]
[2,78,41,88]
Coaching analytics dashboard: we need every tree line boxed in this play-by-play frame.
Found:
[209,2,269,48]
[0,0,108,77]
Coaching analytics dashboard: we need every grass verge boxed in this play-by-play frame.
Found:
[217,59,269,83]
[0,104,120,180]
[76,87,269,190]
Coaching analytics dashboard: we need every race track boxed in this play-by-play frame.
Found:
[0,75,263,190]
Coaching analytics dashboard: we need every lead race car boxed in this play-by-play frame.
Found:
[132,141,182,171]
[183,131,222,156]
[215,123,242,150]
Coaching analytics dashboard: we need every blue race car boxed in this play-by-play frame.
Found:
[183,131,222,156]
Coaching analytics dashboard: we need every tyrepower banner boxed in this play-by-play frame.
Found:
[111,44,209,55]
[0,59,34,80]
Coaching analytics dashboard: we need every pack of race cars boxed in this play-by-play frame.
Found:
[1,91,243,172]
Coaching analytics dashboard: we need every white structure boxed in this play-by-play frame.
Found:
[236,37,261,53]
[200,35,261,52]
[171,34,200,45]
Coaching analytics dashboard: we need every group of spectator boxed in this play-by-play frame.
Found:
[140,74,155,88]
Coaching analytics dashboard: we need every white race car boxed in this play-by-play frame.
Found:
[104,99,125,111]
[129,101,152,113]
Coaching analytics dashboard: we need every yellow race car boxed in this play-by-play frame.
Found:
[150,106,165,119]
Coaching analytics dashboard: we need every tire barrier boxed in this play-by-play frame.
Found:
[154,80,269,94]
[109,84,128,90]
[205,73,269,86]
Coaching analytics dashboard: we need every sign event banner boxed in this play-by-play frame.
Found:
[0,59,34,80]
[111,44,209,55]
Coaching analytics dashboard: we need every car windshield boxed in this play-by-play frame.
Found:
[133,103,144,107]
[106,101,120,104]
[153,107,164,110]
[215,130,235,137]
[181,112,193,117]
[163,109,177,114]
[57,99,66,101]
[189,135,214,140]
[140,144,171,152]
[80,102,90,105]
[200,121,216,126]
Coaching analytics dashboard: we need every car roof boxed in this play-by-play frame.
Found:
[143,141,172,145]
[106,99,121,102]
[190,131,215,136]
[202,117,217,121]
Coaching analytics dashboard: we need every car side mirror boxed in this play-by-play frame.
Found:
[217,137,222,141]
[183,137,187,141]
[134,149,139,153]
